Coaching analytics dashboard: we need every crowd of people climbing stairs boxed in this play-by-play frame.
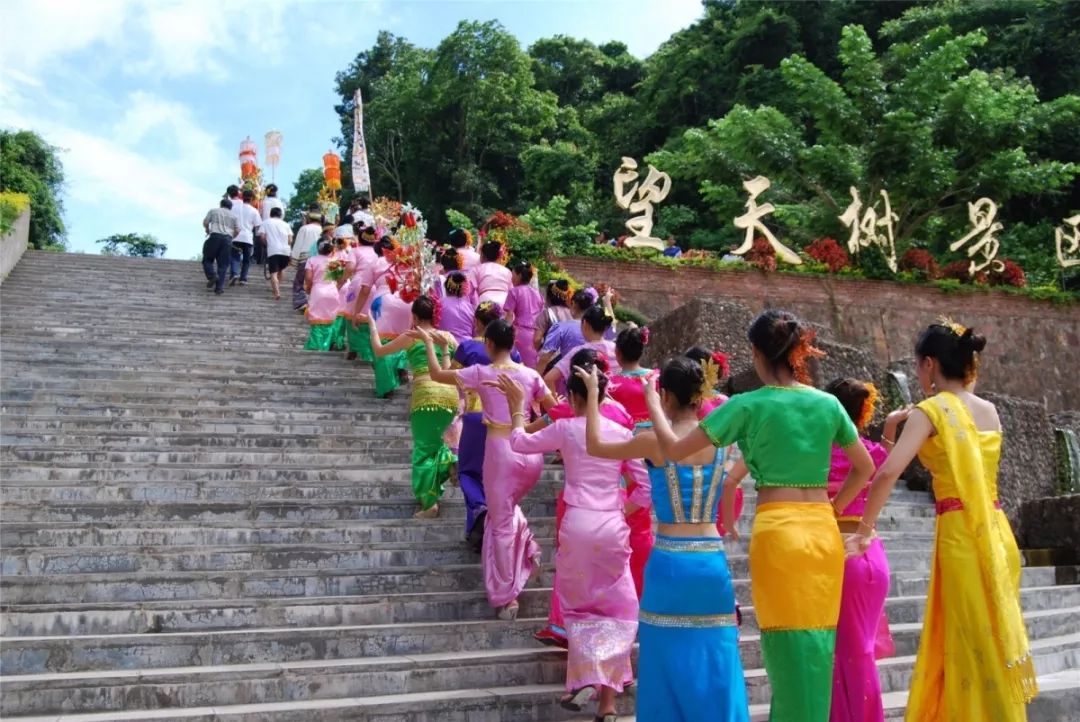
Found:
[200,197,1039,722]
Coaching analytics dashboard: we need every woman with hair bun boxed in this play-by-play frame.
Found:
[822,378,894,722]
[491,348,649,721]
[605,325,657,598]
[444,301,521,550]
[504,261,544,369]
[370,295,458,519]
[353,238,409,398]
[437,271,478,344]
[647,309,875,722]
[302,240,341,351]
[544,302,619,395]
[419,318,556,620]
[342,226,380,362]
[849,320,1036,721]
[534,278,575,353]
[469,240,513,305]
[582,355,748,722]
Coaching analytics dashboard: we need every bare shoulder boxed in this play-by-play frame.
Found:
[963,392,1001,432]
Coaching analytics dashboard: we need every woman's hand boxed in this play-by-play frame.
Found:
[883,405,913,444]
[572,365,600,397]
[642,374,661,405]
[412,326,432,344]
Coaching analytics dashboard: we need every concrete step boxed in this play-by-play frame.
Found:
[2,618,1077,715]
[4,605,1076,678]
[0,541,942,578]
[0,497,561,524]
[0,402,409,423]
[5,578,1076,638]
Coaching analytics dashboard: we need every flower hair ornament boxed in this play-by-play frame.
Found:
[431,296,443,330]
[463,229,474,247]
[695,358,722,405]
[937,315,968,337]
[476,300,503,318]
[856,382,879,431]
[594,352,612,377]
[640,326,651,346]
[444,274,470,297]
[548,279,575,305]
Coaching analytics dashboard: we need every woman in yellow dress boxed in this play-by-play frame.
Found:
[847,320,1036,721]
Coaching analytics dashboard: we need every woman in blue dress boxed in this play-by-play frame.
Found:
[580,356,749,722]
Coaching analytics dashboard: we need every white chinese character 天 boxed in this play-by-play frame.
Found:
[731,176,802,265]
[1055,214,1080,269]
[613,157,672,251]
[949,198,1005,274]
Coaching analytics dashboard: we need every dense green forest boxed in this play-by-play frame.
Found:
[326,0,1079,287]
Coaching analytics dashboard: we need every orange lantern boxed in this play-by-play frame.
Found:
[239,136,258,180]
[323,151,342,191]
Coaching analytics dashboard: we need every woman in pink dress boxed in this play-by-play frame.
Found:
[343,227,379,361]
[823,378,893,722]
[504,261,544,369]
[437,271,477,345]
[492,347,649,721]
[447,228,481,270]
[419,320,556,619]
[543,304,619,395]
[469,241,513,305]
[302,241,340,351]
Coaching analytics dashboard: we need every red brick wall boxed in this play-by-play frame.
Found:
[560,257,1079,412]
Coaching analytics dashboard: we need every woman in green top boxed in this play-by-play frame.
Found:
[646,310,875,722]
[371,295,458,519]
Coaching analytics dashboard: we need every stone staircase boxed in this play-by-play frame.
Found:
[1,251,1078,721]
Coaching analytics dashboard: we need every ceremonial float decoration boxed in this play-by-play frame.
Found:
[371,197,402,234]
[237,136,264,205]
[317,150,342,225]
[386,203,437,303]
[264,131,283,183]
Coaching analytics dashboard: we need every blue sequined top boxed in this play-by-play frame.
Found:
[648,447,731,524]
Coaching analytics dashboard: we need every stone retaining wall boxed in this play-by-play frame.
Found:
[0,209,30,282]
[560,256,1080,412]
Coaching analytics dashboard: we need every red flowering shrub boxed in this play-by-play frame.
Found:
[941,260,988,285]
[899,249,940,279]
[989,259,1027,288]
[804,237,850,273]
[745,237,777,272]
[486,211,517,229]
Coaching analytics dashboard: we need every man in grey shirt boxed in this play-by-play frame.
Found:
[203,198,239,294]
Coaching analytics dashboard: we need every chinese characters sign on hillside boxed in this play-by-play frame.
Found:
[839,187,899,272]
[1055,214,1080,269]
[613,157,672,251]
[731,176,802,265]
[950,198,1005,274]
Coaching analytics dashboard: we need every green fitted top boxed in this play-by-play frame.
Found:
[698,385,858,489]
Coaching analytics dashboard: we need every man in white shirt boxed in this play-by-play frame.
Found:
[291,211,323,310]
[229,189,261,286]
[257,184,285,267]
[261,206,293,301]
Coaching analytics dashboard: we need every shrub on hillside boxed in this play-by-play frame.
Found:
[804,237,849,273]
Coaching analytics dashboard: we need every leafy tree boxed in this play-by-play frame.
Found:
[285,168,325,226]
[649,24,1079,258]
[0,129,66,250]
[97,233,166,258]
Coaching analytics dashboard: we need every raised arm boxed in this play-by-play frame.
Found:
[858,409,933,536]
[645,380,713,460]
[579,366,656,461]
[418,328,458,385]
[369,319,415,357]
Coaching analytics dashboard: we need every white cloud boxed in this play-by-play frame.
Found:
[1,0,295,83]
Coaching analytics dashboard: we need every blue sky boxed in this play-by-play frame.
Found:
[0,0,704,260]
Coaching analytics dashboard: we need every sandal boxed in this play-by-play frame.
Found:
[496,600,519,621]
[559,685,596,712]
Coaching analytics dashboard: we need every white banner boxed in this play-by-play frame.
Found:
[352,88,371,195]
